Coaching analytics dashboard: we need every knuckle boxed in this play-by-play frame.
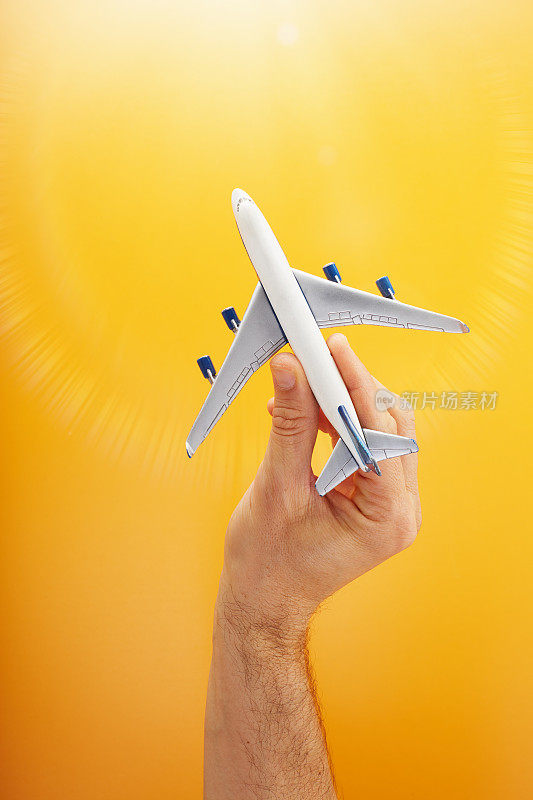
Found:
[392,504,418,550]
[399,406,416,430]
[380,414,397,434]
[405,407,416,426]
[372,499,418,555]
[271,403,309,437]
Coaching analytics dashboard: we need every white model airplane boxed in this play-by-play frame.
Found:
[186,189,469,495]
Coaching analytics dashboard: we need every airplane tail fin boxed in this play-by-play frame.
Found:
[315,429,418,496]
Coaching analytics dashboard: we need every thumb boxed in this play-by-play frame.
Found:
[263,353,319,482]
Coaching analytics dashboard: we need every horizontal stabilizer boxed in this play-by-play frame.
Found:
[315,430,418,496]
[362,429,419,463]
[315,439,355,496]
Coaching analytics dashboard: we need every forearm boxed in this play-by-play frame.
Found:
[202,339,421,796]
[203,578,337,800]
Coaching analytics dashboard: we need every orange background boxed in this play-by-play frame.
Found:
[1,1,532,798]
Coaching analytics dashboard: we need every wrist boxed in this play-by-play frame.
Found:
[215,571,311,654]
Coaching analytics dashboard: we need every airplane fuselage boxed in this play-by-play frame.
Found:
[232,190,372,474]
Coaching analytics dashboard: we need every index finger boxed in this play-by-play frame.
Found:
[326,333,408,507]
[326,334,396,434]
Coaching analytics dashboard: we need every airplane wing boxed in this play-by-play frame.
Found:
[186,283,286,456]
[316,429,419,495]
[293,269,468,333]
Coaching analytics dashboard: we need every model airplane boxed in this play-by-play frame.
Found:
[186,189,469,495]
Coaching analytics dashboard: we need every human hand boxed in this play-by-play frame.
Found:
[219,333,422,634]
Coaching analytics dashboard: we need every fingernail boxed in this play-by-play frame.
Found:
[272,364,296,390]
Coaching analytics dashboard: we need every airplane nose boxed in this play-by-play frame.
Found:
[231,188,253,216]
